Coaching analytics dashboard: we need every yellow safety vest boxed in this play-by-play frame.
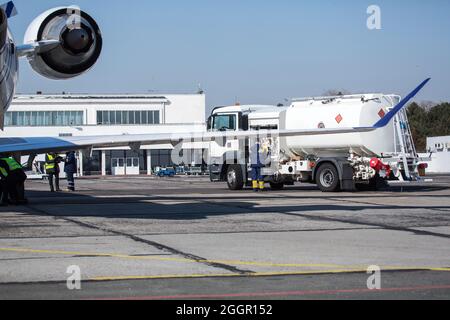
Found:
[45,154,56,171]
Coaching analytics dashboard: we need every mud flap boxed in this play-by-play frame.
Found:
[340,163,355,191]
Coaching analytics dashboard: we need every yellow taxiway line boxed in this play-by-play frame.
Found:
[0,247,349,269]
[1,247,449,282]
[91,267,450,282]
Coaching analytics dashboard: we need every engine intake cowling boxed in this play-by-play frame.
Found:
[0,8,7,50]
[24,7,102,79]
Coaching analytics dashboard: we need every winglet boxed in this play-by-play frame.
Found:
[374,78,431,128]
[0,1,17,18]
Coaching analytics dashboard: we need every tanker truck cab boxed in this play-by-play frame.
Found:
[207,107,241,182]
[208,94,422,192]
[208,105,274,186]
[207,105,286,189]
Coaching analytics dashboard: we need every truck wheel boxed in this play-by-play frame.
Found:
[270,182,284,190]
[316,163,340,192]
[226,165,244,190]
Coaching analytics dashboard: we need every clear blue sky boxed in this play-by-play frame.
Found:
[9,0,450,112]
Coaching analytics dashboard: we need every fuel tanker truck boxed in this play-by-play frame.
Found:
[207,93,427,192]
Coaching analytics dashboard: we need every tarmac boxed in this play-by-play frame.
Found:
[0,175,449,300]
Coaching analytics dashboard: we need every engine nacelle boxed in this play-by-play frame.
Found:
[24,7,102,79]
[0,8,7,50]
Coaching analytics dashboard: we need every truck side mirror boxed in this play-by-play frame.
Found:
[207,116,213,130]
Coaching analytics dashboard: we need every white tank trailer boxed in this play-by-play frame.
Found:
[207,93,426,192]
[281,94,399,158]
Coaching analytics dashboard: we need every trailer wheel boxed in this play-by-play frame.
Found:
[316,163,340,192]
[226,165,244,190]
[270,182,285,190]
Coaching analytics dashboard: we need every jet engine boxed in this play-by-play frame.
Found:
[23,7,102,79]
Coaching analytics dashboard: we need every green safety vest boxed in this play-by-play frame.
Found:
[45,154,56,171]
[1,158,22,172]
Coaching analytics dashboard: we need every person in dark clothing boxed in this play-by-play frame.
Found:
[0,157,27,205]
[64,151,77,192]
[0,159,10,206]
[250,139,270,192]
[45,153,63,192]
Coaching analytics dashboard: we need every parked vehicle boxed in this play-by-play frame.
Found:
[207,93,426,192]
[156,167,176,177]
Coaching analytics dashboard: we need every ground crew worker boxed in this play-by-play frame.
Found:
[250,139,270,192]
[0,159,10,205]
[45,153,63,192]
[0,157,27,204]
[64,151,77,192]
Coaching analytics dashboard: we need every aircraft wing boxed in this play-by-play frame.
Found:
[0,79,430,156]
[0,127,376,155]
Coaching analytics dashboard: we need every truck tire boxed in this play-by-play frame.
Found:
[227,165,244,190]
[316,163,340,192]
[270,182,285,190]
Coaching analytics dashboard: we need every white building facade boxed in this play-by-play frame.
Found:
[0,93,207,176]
[419,135,450,174]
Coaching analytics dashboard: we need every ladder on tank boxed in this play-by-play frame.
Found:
[393,108,419,181]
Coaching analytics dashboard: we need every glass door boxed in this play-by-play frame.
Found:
[125,157,140,175]
[111,158,125,175]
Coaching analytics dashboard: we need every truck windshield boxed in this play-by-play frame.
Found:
[212,114,236,131]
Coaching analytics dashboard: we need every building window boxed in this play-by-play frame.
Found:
[129,111,135,125]
[122,111,129,124]
[135,111,141,124]
[24,112,31,126]
[110,111,116,125]
[148,111,154,124]
[116,111,122,125]
[17,112,24,126]
[97,111,103,124]
[4,111,84,127]
[96,110,161,125]
[31,112,37,126]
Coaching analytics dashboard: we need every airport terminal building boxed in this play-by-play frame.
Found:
[1,93,207,176]
[419,135,450,174]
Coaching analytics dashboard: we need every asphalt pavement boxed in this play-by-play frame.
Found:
[0,175,449,300]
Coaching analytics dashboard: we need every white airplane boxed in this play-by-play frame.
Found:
[0,2,431,158]
[0,2,102,128]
